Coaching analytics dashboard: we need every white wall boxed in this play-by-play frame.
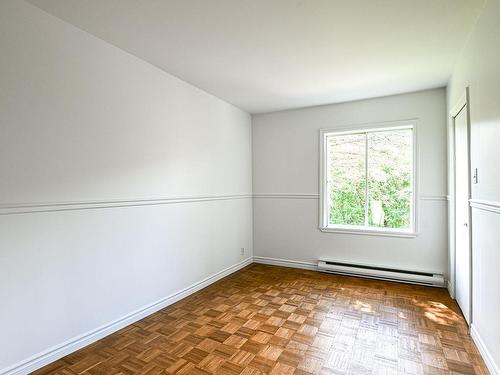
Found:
[0,1,252,374]
[447,0,500,372]
[253,89,448,273]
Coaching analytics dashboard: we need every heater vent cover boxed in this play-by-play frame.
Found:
[318,260,445,287]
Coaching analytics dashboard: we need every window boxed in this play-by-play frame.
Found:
[320,122,417,236]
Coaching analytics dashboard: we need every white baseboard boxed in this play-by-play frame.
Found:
[471,324,500,375]
[447,280,455,299]
[0,257,253,375]
[253,256,317,271]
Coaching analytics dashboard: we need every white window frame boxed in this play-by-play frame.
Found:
[319,119,419,238]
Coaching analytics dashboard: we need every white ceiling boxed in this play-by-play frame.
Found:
[28,0,484,114]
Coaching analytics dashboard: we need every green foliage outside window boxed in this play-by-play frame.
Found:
[329,180,365,226]
[330,166,411,229]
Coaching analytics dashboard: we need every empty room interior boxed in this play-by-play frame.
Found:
[1,0,500,374]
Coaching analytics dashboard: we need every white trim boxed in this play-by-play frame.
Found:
[0,257,253,375]
[471,325,500,375]
[319,119,417,135]
[253,256,317,271]
[364,132,369,226]
[470,199,500,214]
[446,276,455,299]
[450,87,473,325]
[319,226,418,238]
[450,92,468,118]
[0,191,447,216]
[1,193,450,215]
[319,119,419,236]
[253,194,319,199]
[319,127,329,227]
[420,195,448,201]
[0,194,252,215]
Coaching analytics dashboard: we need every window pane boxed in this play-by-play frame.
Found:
[328,133,366,226]
[367,129,412,229]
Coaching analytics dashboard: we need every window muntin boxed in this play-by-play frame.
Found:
[321,124,415,235]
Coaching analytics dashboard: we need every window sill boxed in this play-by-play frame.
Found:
[319,226,418,238]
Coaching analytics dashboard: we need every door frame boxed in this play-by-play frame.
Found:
[449,87,473,324]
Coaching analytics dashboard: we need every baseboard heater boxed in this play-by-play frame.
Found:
[317,260,445,287]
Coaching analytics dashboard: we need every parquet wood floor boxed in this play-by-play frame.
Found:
[32,264,489,375]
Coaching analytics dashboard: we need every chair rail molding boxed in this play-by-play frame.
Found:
[1,193,450,215]
[469,199,500,214]
[0,194,252,215]
[253,194,320,199]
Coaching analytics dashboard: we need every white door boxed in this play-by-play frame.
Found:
[454,103,471,324]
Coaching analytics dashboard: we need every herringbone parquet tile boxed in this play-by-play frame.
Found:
[32,264,489,375]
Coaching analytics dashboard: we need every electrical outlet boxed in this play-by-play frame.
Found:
[240,248,245,256]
